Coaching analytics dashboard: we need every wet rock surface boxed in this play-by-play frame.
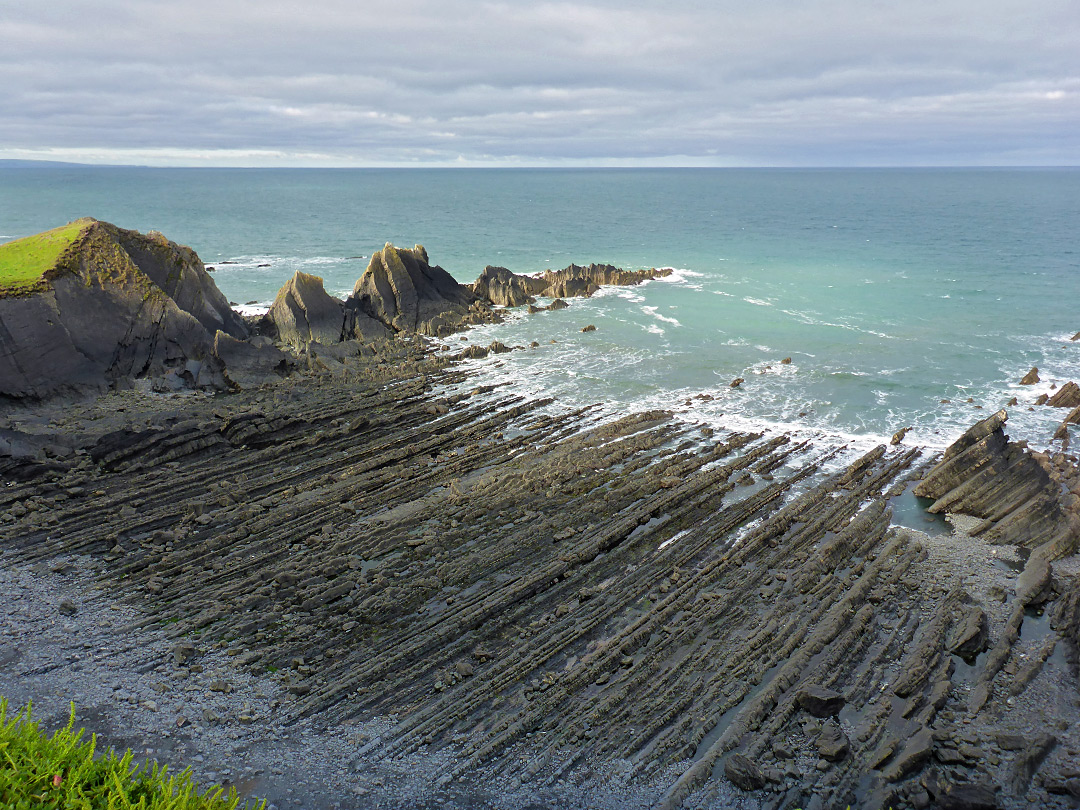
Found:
[2,358,1080,809]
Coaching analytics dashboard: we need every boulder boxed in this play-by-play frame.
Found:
[581,324,597,333]
[724,753,766,791]
[0,219,247,400]
[1047,382,1080,408]
[1020,367,1040,385]
[349,243,498,337]
[890,427,911,446]
[947,607,988,661]
[796,685,845,717]
[883,726,934,781]
[935,782,1000,810]
[213,331,288,389]
[470,266,545,307]
[816,720,849,761]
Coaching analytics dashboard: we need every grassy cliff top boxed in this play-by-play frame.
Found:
[0,218,95,295]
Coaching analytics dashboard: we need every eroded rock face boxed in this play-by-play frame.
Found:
[0,220,248,400]
[349,243,498,337]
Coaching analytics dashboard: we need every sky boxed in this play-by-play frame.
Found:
[0,0,1077,167]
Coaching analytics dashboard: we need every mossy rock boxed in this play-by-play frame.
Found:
[0,218,95,297]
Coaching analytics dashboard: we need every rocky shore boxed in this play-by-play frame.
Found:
[2,222,1080,810]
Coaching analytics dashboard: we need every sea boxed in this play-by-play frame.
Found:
[2,167,1079,455]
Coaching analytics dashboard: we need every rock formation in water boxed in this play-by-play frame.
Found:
[349,243,498,337]
[470,263,673,307]
[1047,381,1080,409]
[0,219,251,400]
[470,265,546,307]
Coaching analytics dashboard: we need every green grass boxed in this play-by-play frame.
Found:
[0,219,92,295]
[0,698,264,810]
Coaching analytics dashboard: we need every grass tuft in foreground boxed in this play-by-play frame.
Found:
[0,698,263,810]
[0,219,92,295]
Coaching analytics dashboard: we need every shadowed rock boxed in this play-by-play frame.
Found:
[0,219,247,400]
[796,685,845,717]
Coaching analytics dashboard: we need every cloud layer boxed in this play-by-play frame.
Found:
[2,0,1077,165]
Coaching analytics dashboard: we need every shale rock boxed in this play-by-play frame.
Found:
[1020,367,1040,385]
[796,685,845,717]
[213,332,288,389]
[0,219,247,400]
[1047,381,1080,408]
[816,720,849,761]
[268,271,343,347]
[724,753,766,790]
[348,243,497,337]
[915,409,1075,548]
[470,266,545,307]
[947,607,989,661]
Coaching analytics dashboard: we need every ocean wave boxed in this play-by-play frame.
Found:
[743,297,773,307]
[641,306,681,326]
[653,267,706,285]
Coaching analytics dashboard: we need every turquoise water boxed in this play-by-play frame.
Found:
[2,167,1078,449]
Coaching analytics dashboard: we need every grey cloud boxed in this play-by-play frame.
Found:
[0,0,1077,165]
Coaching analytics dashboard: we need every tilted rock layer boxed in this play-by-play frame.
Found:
[350,243,498,336]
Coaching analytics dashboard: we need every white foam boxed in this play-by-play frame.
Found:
[641,306,681,326]
[743,297,773,307]
[234,303,271,317]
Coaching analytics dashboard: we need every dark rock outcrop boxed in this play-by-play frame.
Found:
[0,219,247,400]
[469,263,673,309]
[213,332,288,389]
[914,410,1077,549]
[1020,367,1040,385]
[267,271,346,348]
[796,685,845,717]
[1046,381,1080,408]
[349,243,498,337]
[470,266,545,308]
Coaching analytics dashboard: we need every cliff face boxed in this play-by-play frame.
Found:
[349,243,498,336]
[0,219,249,400]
